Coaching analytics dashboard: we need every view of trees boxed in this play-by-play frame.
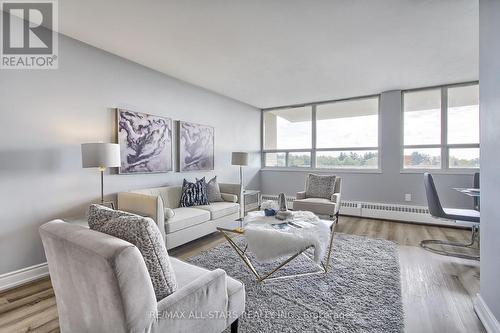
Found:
[287,151,378,168]
[404,151,479,168]
[449,155,479,168]
[270,151,478,169]
[404,151,440,168]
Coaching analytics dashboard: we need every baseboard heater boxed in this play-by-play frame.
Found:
[260,194,464,227]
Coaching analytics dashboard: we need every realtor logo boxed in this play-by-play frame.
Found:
[1,0,58,69]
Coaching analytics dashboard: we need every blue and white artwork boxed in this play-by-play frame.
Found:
[118,109,172,174]
[179,121,214,171]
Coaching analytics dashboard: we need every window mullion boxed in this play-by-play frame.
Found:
[441,87,448,170]
[311,105,317,169]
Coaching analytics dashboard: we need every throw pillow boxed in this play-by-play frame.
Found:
[180,178,209,207]
[305,174,336,199]
[87,203,135,230]
[205,176,223,202]
[88,204,177,301]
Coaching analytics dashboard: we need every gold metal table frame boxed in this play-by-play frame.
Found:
[217,217,337,283]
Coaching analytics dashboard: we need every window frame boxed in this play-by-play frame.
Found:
[261,95,381,173]
[400,81,479,173]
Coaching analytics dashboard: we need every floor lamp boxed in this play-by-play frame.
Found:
[232,152,248,218]
[81,143,121,209]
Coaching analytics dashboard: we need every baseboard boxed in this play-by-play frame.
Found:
[0,262,49,292]
[261,194,469,227]
[474,294,500,333]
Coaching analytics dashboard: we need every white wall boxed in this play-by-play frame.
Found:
[261,90,476,208]
[0,35,261,275]
[478,0,500,323]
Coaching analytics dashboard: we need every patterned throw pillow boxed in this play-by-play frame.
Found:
[305,174,336,199]
[87,203,135,229]
[180,178,209,207]
[88,204,177,301]
[205,176,223,203]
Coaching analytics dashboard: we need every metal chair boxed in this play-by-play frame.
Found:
[473,172,480,211]
[421,173,480,260]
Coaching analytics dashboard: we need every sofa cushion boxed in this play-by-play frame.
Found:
[305,173,336,199]
[180,178,209,207]
[88,204,177,301]
[166,207,211,233]
[131,186,182,209]
[293,198,337,216]
[196,202,240,220]
[205,176,223,202]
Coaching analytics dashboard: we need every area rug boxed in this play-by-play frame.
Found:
[188,233,404,333]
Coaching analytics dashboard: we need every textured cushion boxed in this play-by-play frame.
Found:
[165,207,211,233]
[196,202,240,219]
[305,174,336,199]
[205,176,223,202]
[87,203,135,229]
[180,178,209,207]
[88,204,177,301]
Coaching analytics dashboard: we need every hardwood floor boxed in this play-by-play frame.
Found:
[0,217,483,333]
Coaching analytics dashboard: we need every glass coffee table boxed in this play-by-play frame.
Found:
[217,211,337,283]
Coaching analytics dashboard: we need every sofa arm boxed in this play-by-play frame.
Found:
[117,192,165,239]
[296,191,306,200]
[219,183,241,203]
[154,269,228,332]
[221,193,238,203]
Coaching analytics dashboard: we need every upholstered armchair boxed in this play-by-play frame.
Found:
[293,175,342,220]
[40,220,245,333]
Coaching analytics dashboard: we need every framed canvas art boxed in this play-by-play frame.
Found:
[117,109,172,174]
[178,121,214,171]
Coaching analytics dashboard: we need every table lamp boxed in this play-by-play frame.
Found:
[81,143,121,207]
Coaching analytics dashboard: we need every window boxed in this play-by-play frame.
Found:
[402,83,479,170]
[316,97,379,169]
[263,106,312,150]
[263,96,380,170]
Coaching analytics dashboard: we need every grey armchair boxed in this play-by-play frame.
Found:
[293,177,342,220]
[40,220,245,333]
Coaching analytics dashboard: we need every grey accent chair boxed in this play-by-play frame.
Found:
[40,220,245,333]
[293,177,342,220]
[421,173,480,260]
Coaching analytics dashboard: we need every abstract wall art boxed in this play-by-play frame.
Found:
[117,109,172,174]
[178,121,214,171]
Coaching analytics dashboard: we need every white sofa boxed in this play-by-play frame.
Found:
[117,183,241,249]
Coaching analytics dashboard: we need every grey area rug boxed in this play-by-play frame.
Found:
[188,233,404,333]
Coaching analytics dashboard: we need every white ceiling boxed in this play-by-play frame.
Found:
[57,0,478,109]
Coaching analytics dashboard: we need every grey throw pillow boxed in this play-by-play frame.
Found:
[305,174,336,199]
[88,204,177,301]
[87,203,135,229]
[206,176,223,202]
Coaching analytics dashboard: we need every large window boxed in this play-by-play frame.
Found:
[402,83,479,170]
[263,96,380,170]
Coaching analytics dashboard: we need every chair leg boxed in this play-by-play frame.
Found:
[420,225,480,260]
[231,319,239,333]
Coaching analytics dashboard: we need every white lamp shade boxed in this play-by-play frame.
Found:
[232,152,248,166]
[81,143,121,168]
